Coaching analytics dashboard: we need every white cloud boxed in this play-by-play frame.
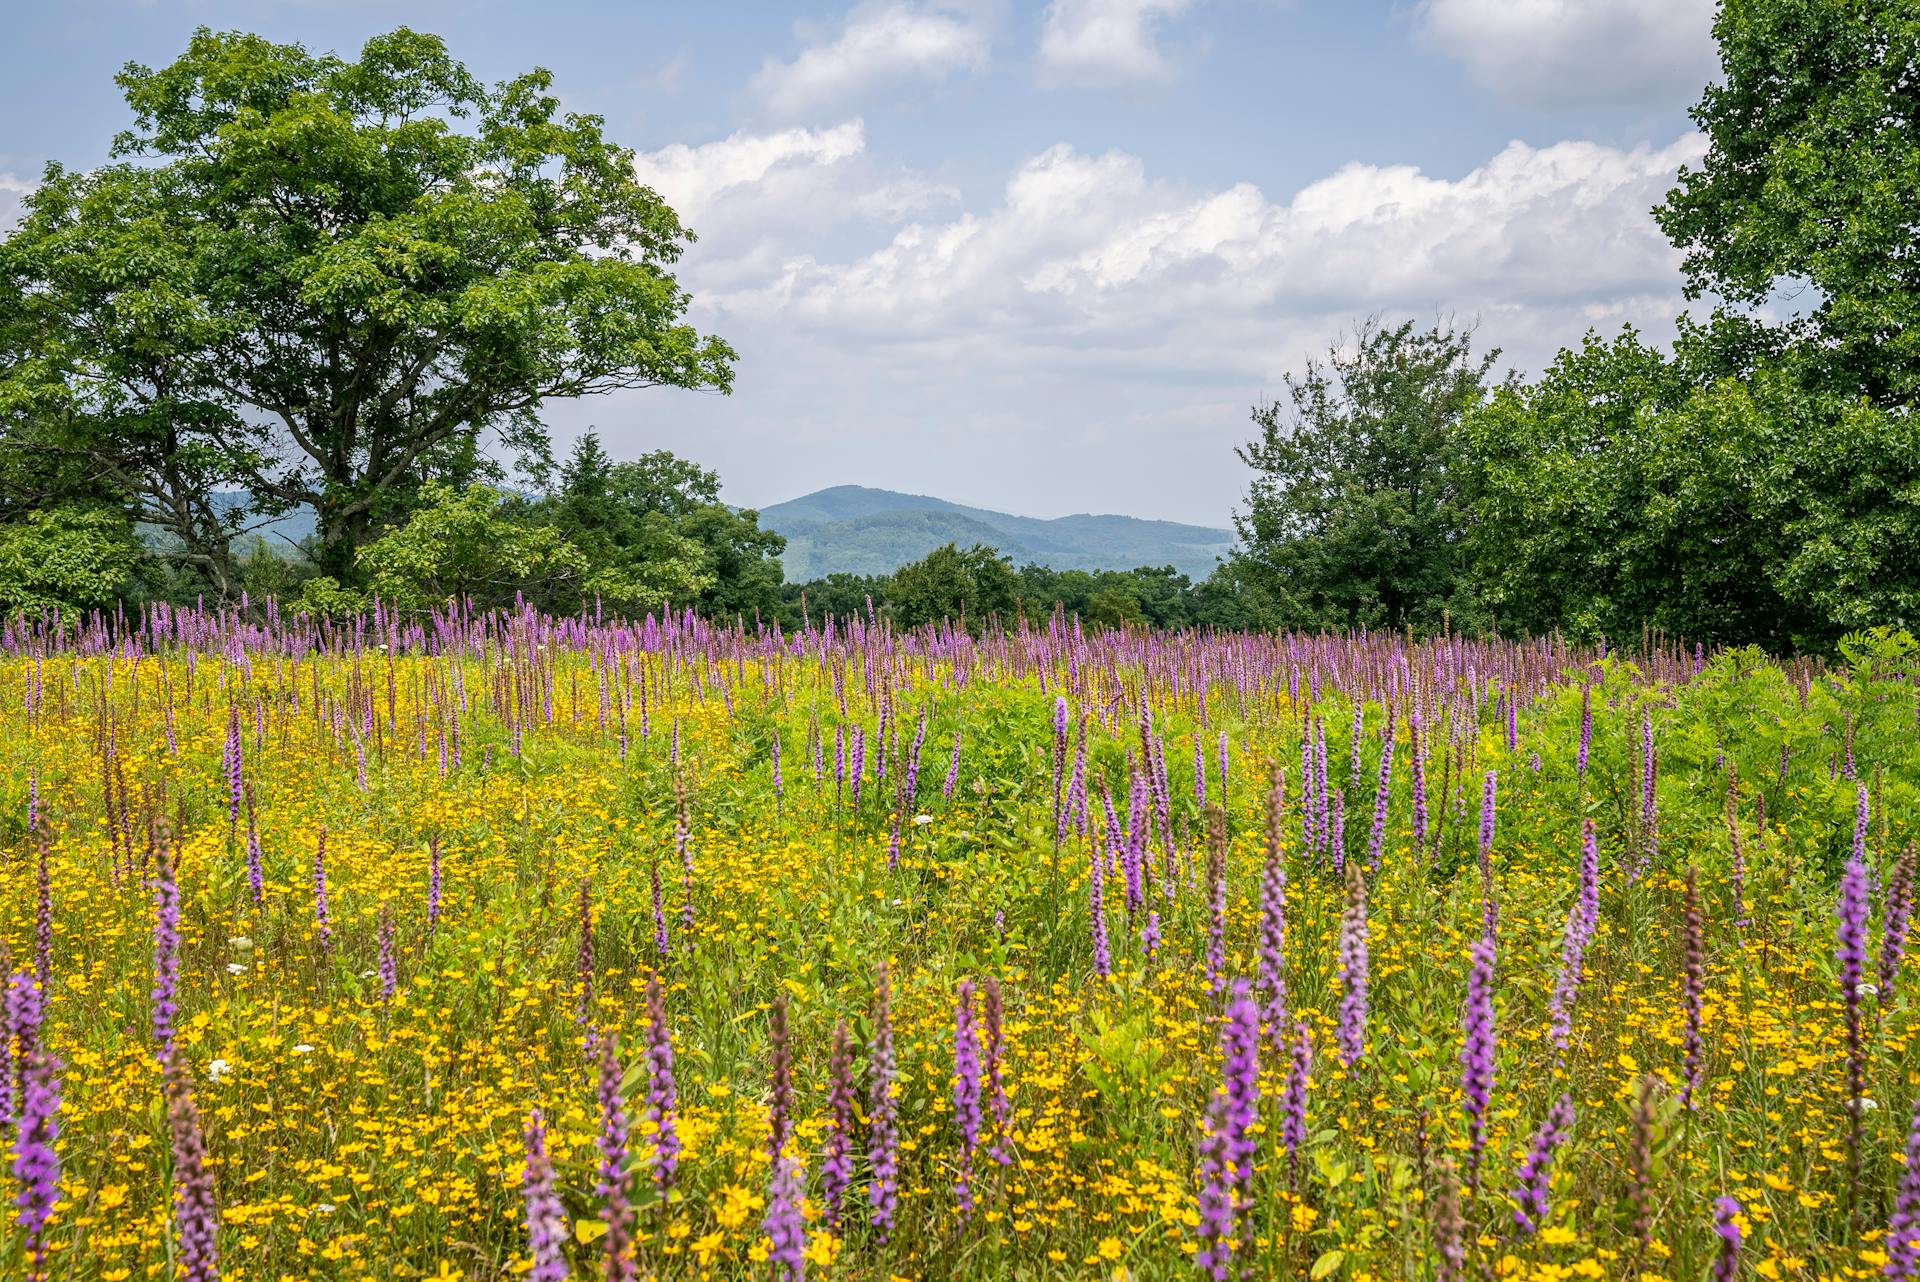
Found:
[753,3,994,116]
[1037,0,1196,88]
[632,121,866,224]
[703,133,1707,373]
[1416,0,1718,109]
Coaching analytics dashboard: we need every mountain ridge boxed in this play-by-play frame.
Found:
[757,485,1234,581]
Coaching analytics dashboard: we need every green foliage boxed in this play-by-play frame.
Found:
[1655,0,1920,404]
[888,542,1019,630]
[538,434,785,619]
[0,26,735,595]
[1231,318,1500,633]
[1465,326,1920,649]
[0,506,142,617]
[303,481,587,614]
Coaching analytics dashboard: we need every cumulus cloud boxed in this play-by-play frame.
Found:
[1416,0,1718,110]
[702,132,1707,375]
[753,3,994,116]
[632,121,867,225]
[1037,0,1196,87]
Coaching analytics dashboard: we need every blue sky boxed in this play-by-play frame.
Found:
[0,0,1718,528]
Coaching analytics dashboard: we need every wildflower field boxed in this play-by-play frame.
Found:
[1,607,1917,1282]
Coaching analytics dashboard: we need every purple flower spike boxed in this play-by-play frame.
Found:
[153,850,181,1061]
[1089,837,1112,980]
[11,1044,60,1282]
[1887,1089,1920,1277]
[983,979,1012,1168]
[1510,1092,1574,1236]
[644,973,680,1190]
[1680,867,1706,1108]
[597,1037,636,1282]
[868,966,900,1242]
[521,1108,567,1282]
[764,994,805,1281]
[1458,927,1497,1190]
[953,980,982,1216]
[1337,863,1370,1069]
[1258,768,1289,1035]
[1280,1019,1311,1188]
[1194,979,1260,1281]
[822,1021,856,1231]
[165,1052,221,1282]
[1712,1196,1742,1282]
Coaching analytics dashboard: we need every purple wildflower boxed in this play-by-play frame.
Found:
[1548,820,1601,1053]
[1217,729,1230,809]
[1458,927,1497,1190]
[953,980,982,1216]
[1090,835,1112,980]
[649,854,669,960]
[675,776,695,940]
[1713,1196,1742,1282]
[1510,1093,1573,1236]
[426,835,443,937]
[1839,823,1871,1167]
[943,732,962,803]
[10,1043,59,1282]
[1280,1019,1311,1188]
[312,827,332,957]
[1194,979,1260,1281]
[224,704,243,829]
[1259,768,1289,1034]
[165,1051,220,1281]
[983,979,1011,1167]
[1409,713,1430,860]
[243,788,264,907]
[822,1021,856,1231]
[521,1108,567,1282]
[868,966,900,1242]
[1053,696,1070,845]
[1724,769,1749,939]
[153,849,181,1059]
[1884,842,1918,998]
[597,1037,635,1282]
[1887,1088,1920,1277]
[1366,732,1394,873]
[1192,732,1207,810]
[378,904,396,1004]
[1337,862,1370,1069]
[1205,811,1228,998]
[1141,910,1161,963]
[764,993,805,1281]
[644,973,680,1190]
[1432,1159,1466,1282]
[1067,717,1090,838]
[1680,867,1706,1108]
[34,838,50,995]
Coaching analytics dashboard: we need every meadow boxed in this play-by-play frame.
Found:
[0,605,1916,1281]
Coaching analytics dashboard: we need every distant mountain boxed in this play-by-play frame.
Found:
[758,486,1234,581]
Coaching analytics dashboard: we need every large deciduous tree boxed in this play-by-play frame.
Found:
[0,27,735,595]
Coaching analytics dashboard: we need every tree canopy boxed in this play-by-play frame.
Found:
[0,26,735,594]
[1230,319,1498,634]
